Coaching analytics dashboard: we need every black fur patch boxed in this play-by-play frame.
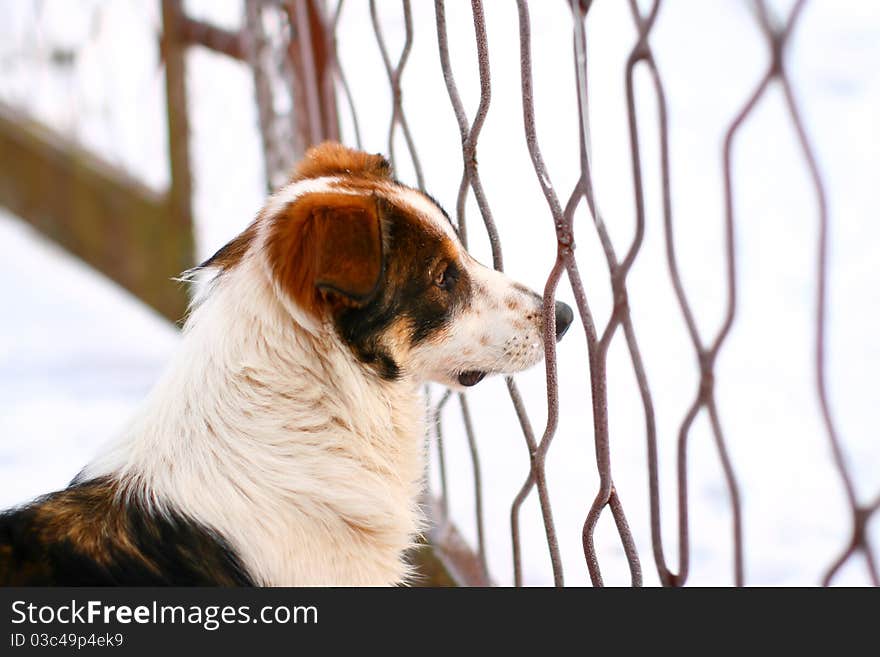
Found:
[331,195,471,380]
[420,191,453,226]
[0,478,253,586]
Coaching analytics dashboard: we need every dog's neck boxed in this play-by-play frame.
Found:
[83,257,426,585]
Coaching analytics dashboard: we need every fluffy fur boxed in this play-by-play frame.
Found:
[0,143,572,586]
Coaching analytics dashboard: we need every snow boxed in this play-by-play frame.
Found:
[0,210,178,505]
[1,0,877,586]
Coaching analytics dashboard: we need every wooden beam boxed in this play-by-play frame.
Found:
[0,101,192,323]
[160,0,197,311]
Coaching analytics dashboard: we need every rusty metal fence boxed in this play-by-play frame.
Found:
[2,0,877,586]
[175,0,877,587]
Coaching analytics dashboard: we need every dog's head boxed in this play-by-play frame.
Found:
[205,142,572,389]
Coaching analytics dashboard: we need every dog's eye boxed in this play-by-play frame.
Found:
[434,262,457,291]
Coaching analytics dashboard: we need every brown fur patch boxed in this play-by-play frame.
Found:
[266,192,385,317]
[385,317,415,353]
[30,481,144,569]
[292,142,392,182]
[0,478,253,585]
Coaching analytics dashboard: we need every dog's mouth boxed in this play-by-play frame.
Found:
[457,370,487,387]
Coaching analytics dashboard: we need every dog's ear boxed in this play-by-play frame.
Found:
[311,202,384,304]
[267,193,385,315]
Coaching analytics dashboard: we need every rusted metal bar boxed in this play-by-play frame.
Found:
[363,0,489,585]
[567,0,651,589]
[431,389,453,520]
[244,1,298,190]
[178,15,246,60]
[369,0,424,190]
[434,0,566,588]
[420,497,492,587]
[245,1,282,190]
[517,0,645,587]
[510,0,574,588]
[284,0,339,153]
[432,0,502,586]
[329,1,362,148]
[434,0,497,266]
[457,393,489,581]
[2,0,875,589]
[771,0,880,589]
[339,0,877,589]
[295,0,488,587]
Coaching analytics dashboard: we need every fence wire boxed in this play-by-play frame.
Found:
[9,0,873,586]
[333,0,876,587]
[232,0,877,587]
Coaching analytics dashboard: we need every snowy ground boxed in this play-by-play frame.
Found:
[0,0,878,586]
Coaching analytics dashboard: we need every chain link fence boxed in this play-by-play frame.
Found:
[294,0,878,587]
[1,0,876,586]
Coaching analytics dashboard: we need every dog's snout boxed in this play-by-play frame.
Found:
[554,301,573,342]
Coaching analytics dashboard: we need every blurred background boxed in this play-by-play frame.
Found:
[0,0,877,586]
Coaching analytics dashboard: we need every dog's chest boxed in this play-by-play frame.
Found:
[200,387,427,586]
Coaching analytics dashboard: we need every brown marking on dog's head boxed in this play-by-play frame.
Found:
[190,143,391,281]
[191,144,557,388]
[292,142,392,182]
[266,192,385,318]
[321,196,471,380]
[384,317,416,353]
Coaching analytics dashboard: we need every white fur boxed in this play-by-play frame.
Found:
[84,252,426,585]
[261,175,343,219]
[83,176,549,586]
[405,257,546,390]
[391,187,460,242]
[388,188,547,388]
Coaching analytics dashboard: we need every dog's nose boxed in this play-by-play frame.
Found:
[554,301,573,342]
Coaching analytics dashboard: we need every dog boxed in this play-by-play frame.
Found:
[0,142,573,586]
